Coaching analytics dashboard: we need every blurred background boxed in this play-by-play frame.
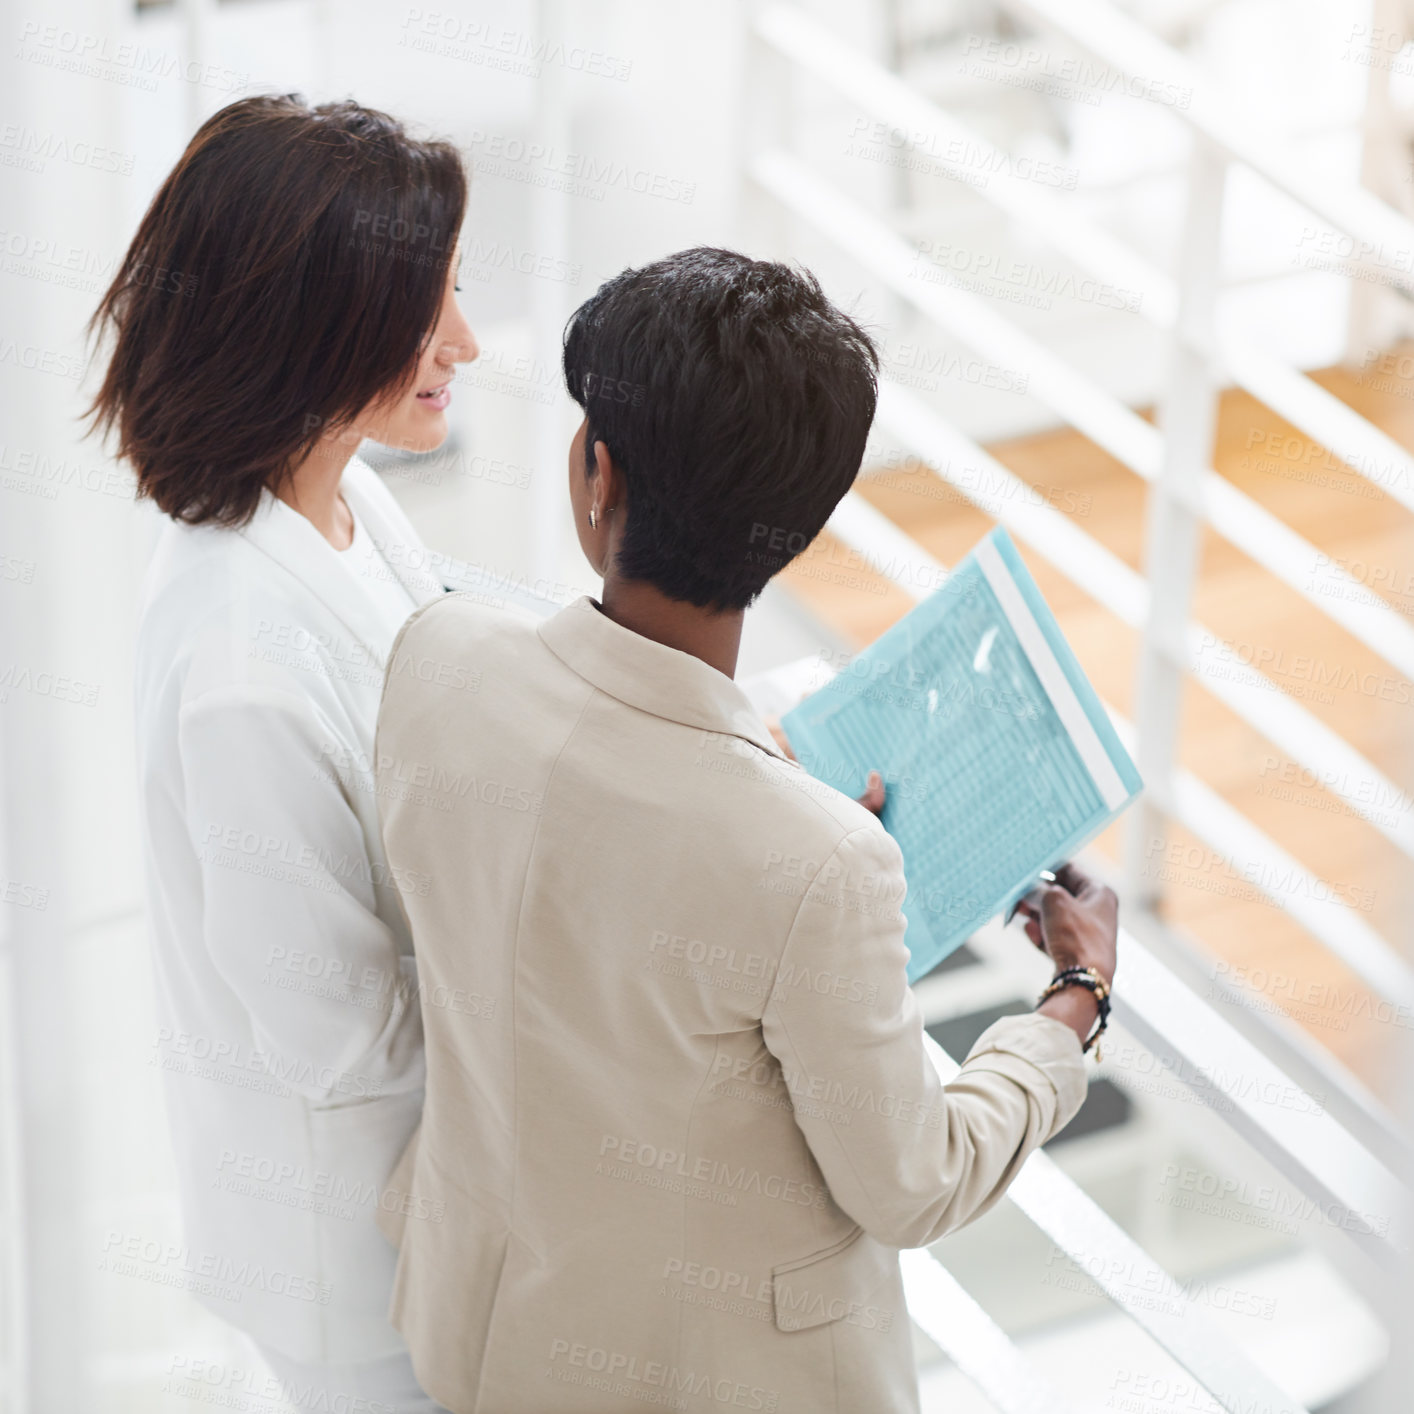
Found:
[3,0,1414,1410]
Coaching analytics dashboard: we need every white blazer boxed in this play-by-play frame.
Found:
[133,458,448,1363]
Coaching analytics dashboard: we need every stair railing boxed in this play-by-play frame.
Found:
[746,4,1414,1411]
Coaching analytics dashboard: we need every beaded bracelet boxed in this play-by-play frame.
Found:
[1037,965,1111,1059]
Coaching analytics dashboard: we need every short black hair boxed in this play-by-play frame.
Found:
[562,247,879,610]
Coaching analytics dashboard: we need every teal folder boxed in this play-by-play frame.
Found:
[781,526,1142,982]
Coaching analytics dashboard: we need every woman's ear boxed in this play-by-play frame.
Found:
[591,438,625,519]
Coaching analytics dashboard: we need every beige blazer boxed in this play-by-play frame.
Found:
[374,594,1088,1414]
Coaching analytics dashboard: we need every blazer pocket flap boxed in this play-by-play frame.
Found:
[771,1227,898,1333]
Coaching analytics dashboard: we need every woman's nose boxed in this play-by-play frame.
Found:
[444,318,479,366]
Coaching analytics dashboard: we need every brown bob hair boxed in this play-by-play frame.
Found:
[88,94,466,526]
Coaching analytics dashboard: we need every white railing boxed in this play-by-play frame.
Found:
[747,2,1414,1411]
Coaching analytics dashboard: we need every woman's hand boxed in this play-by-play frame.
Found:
[1015,861,1118,1047]
[855,770,885,816]
[1015,861,1118,985]
[767,717,886,818]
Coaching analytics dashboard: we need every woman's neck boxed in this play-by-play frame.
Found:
[599,576,745,679]
[276,441,357,548]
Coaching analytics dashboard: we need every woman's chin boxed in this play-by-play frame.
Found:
[380,417,448,457]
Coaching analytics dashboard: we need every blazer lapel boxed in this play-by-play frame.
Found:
[341,456,447,607]
[238,468,406,671]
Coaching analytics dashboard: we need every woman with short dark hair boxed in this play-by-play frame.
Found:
[374,249,1114,1411]
[90,94,472,1410]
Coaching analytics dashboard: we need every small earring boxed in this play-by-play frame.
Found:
[588,508,598,530]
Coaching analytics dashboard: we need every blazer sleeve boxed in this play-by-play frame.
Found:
[761,823,1087,1249]
[177,681,424,1103]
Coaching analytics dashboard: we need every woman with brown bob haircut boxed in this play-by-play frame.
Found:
[90,94,474,1410]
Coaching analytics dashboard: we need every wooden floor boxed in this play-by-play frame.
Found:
[781,358,1414,1089]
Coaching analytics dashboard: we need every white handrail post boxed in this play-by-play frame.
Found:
[176,0,220,131]
[1124,134,1227,914]
[1346,0,1408,364]
[530,0,573,588]
[740,4,791,256]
